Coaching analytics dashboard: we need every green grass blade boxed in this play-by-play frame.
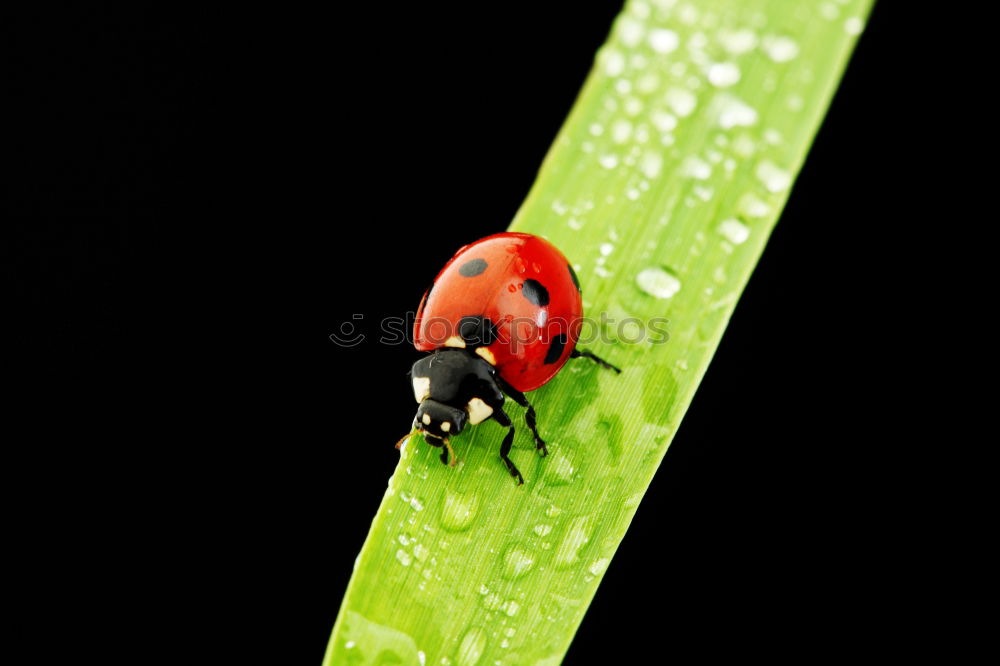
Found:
[325,1,871,664]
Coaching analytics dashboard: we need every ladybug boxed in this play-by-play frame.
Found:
[399,232,620,484]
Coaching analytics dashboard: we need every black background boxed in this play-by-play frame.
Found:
[8,2,933,664]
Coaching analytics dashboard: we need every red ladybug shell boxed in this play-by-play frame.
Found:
[414,232,583,393]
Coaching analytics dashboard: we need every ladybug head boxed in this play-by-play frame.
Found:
[413,399,468,442]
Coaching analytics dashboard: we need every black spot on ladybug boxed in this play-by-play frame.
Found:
[458,315,498,346]
[459,258,488,277]
[522,279,550,306]
[544,333,566,364]
[567,263,581,293]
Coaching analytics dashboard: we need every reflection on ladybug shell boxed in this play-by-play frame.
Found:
[414,232,583,393]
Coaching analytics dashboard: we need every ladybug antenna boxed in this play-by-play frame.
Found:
[444,439,457,467]
[395,429,417,451]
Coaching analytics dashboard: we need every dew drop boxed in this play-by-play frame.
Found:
[339,612,425,665]
[636,266,681,299]
[618,17,644,47]
[502,547,535,580]
[533,524,552,537]
[717,94,758,129]
[732,134,756,156]
[688,31,708,50]
[599,154,619,169]
[680,156,711,179]
[756,160,792,192]
[456,627,487,666]
[396,549,412,566]
[611,119,632,143]
[718,218,750,244]
[717,27,758,54]
[544,452,577,485]
[623,97,644,116]
[441,489,479,532]
[648,28,679,53]
[482,593,503,610]
[588,557,611,576]
[651,110,677,132]
[707,62,740,87]
[554,515,595,568]
[640,152,663,178]
[603,50,625,76]
[762,35,800,62]
[844,16,864,35]
[664,88,697,117]
[414,543,430,561]
[505,600,520,617]
[629,0,649,19]
[636,72,660,94]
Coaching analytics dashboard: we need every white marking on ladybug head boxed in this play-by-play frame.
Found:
[412,376,430,403]
[444,336,466,348]
[475,347,496,365]
[466,397,494,425]
[440,421,451,432]
[422,413,432,426]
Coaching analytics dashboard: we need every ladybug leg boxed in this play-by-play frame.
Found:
[496,378,547,457]
[492,407,524,486]
[424,434,454,466]
[571,348,622,373]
